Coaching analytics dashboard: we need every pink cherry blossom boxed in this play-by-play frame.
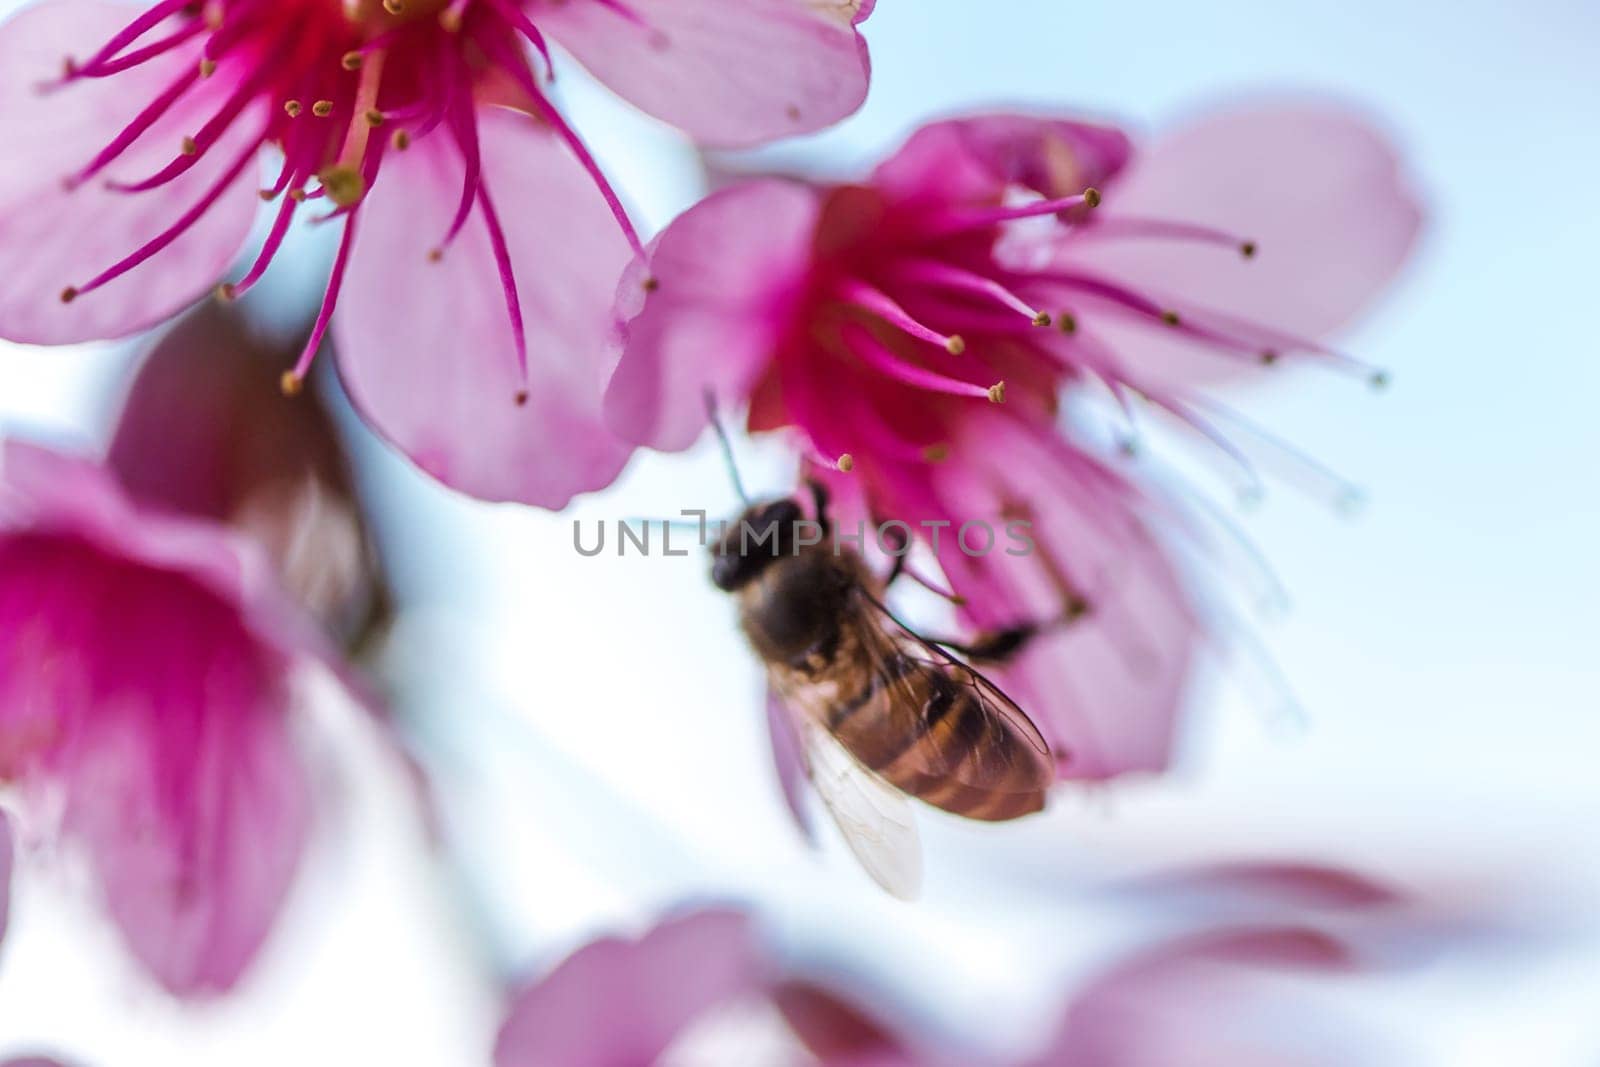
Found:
[0,440,361,994]
[606,103,1421,782]
[0,0,878,505]
[493,898,1409,1066]
[0,306,407,995]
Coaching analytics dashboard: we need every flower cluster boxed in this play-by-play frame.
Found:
[0,0,1434,1060]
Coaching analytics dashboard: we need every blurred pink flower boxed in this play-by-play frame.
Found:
[606,103,1421,781]
[1036,925,1372,1067]
[0,0,878,505]
[107,301,388,645]
[0,440,361,994]
[494,898,1408,1066]
[0,306,409,995]
[495,908,917,1067]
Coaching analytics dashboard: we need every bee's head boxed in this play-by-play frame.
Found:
[711,497,804,591]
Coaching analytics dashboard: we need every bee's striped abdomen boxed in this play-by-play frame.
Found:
[826,649,1048,823]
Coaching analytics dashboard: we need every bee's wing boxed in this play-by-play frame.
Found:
[766,687,816,844]
[857,595,1056,795]
[802,719,923,900]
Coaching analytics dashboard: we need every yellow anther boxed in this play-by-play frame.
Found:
[318,165,365,207]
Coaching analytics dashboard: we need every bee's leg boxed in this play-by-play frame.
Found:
[808,478,831,527]
[881,523,910,587]
[926,597,1092,665]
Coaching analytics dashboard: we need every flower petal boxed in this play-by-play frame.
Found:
[605,179,820,450]
[1,441,326,669]
[108,303,380,637]
[1043,927,1361,1067]
[334,111,634,507]
[538,0,875,147]
[0,532,312,996]
[1067,101,1423,383]
[0,0,261,343]
[872,114,1133,206]
[926,416,1200,780]
[495,909,766,1067]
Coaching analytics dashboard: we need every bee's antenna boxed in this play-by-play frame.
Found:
[704,390,751,505]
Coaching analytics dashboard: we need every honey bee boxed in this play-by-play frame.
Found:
[710,480,1061,899]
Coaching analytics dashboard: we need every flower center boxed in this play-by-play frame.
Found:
[49,0,647,400]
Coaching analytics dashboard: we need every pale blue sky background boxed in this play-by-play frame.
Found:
[2,1,1598,1063]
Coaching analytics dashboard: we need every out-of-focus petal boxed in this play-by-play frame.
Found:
[771,980,912,1066]
[0,0,261,344]
[2,1058,79,1067]
[1065,101,1423,384]
[605,179,820,450]
[1040,927,1362,1067]
[0,532,312,997]
[1,442,322,669]
[495,909,767,1067]
[1121,862,1404,912]
[108,303,380,638]
[873,114,1132,207]
[925,416,1199,780]
[538,0,875,147]
[335,111,633,507]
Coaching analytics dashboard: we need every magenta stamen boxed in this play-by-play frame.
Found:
[68,63,200,186]
[438,91,482,251]
[476,179,529,383]
[106,58,276,193]
[1076,216,1254,252]
[836,279,964,352]
[290,212,359,380]
[76,19,203,78]
[838,325,993,400]
[481,0,554,79]
[889,258,1047,322]
[65,0,191,80]
[224,192,299,300]
[926,192,1098,237]
[473,25,645,259]
[71,129,264,298]
[1049,327,1142,428]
